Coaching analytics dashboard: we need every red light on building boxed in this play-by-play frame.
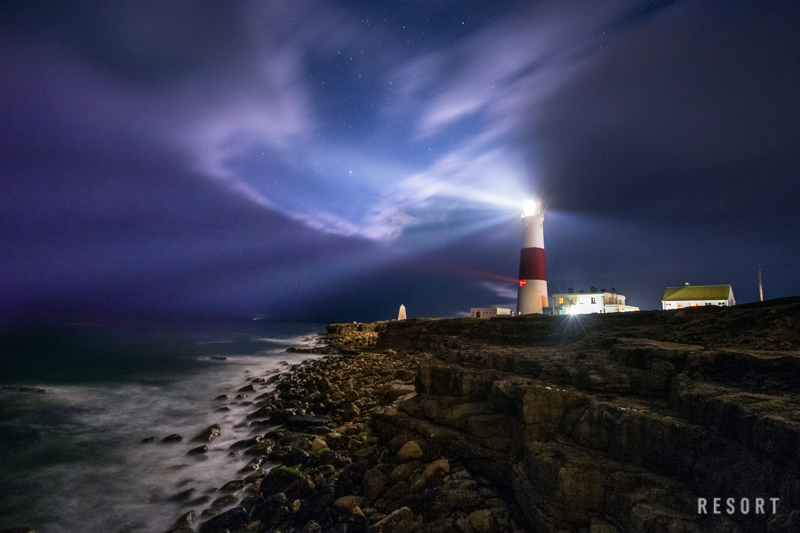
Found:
[519,280,526,287]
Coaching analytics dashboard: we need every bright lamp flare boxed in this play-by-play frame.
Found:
[523,197,540,217]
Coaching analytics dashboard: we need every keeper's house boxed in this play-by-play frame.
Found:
[552,289,639,315]
[662,283,735,309]
[470,307,512,319]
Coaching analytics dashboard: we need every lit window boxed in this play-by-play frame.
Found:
[559,297,564,304]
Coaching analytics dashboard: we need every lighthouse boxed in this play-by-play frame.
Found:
[517,196,548,314]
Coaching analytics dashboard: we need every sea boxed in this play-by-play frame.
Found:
[0,321,327,533]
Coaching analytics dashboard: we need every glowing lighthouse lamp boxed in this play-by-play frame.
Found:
[517,196,548,315]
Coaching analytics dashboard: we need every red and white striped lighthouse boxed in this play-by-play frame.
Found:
[517,196,548,314]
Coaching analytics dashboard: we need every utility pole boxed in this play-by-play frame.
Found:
[756,264,800,302]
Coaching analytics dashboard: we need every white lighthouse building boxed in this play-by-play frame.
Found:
[517,197,548,315]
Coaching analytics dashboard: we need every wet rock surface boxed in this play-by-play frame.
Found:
[157,334,524,533]
[149,298,800,533]
[375,299,800,533]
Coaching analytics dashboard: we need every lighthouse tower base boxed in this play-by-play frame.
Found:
[517,279,548,315]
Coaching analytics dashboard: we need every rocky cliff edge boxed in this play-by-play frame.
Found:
[373,298,800,533]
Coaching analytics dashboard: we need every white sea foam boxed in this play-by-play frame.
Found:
[0,325,325,533]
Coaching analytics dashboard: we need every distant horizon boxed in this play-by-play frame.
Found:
[4,293,800,333]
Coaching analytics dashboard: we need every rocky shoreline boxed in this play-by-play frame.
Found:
[145,329,526,533]
[6,299,798,533]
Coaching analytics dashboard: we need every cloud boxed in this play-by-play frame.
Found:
[481,282,518,301]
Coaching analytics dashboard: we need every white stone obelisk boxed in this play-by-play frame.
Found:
[398,304,407,321]
[517,197,548,314]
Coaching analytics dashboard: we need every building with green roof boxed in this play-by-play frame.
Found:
[661,284,735,310]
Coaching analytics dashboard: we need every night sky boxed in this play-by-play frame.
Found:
[2,0,799,324]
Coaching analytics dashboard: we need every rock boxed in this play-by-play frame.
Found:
[260,466,304,497]
[298,486,336,522]
[590,517,621,533]
[376,481,410,511]
[238,456,265,473]
[287,414,330,428]
[167,488,195,502]
[423,517,456,533]
[467,510,495,533]
[219,480,245,492]
[141,436,156,443]
[386,492,436,516]
[200,507,221,519]
[269,408,297,425]
[248,406,273,419]
[162,434,182,443]
[229,436,263,451]
[344,403,361,421]
[239,494,264,514]
[0,528,35,533]
[251,492,288,524]
[244,441,273,456]
[187,445,208,455]
[371,506,419,533]
[282,448,310,466]
[345,506,372,531]
[214,394,230,400]
[421,459,449,487]
[192,424,221,443]
[304,521,322,533]
[386,383,416,401]
[238,384,255,392]
[210,494,238,509]
[197,506,248,533]
[448,479,478,490]
[333,495,364,510]
[396,441,424,462]
[172,510,196,529]
[310,437,328,453]
[441,488,482,509]
[387,463,414,486]
[186,495,211,507]
[260,466,314,500]
[318,378,333,392]
[362,467,387,500]
[210,356,227,361]
[345,390,361,403]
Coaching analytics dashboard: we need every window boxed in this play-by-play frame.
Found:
[559,297,564,304]
[591,297,596,304]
